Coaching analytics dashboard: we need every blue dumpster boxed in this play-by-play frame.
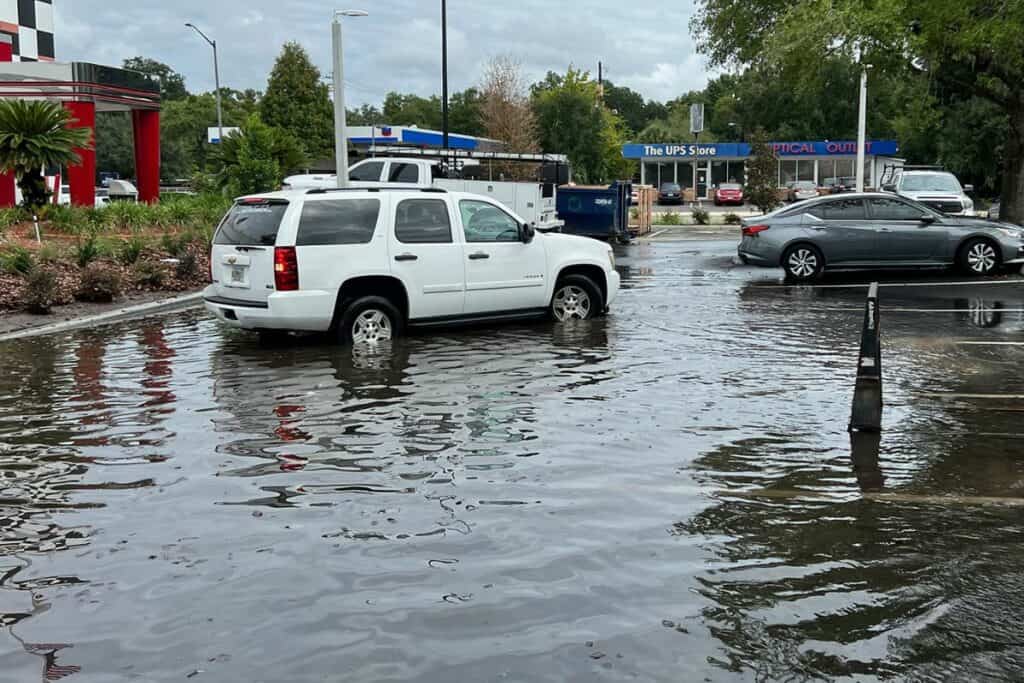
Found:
[556,181,632,242]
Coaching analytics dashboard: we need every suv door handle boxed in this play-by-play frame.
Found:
[468,252,490,260]
[394,253,418,262]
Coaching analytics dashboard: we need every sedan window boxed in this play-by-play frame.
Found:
[808,198,867,220]
[867,197,926,221]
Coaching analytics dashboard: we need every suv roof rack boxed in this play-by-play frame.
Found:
[305,186,448,195]
[900,165,946,172]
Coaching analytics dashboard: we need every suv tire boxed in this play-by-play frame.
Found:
[782,244,825,282]
[550,274,603,321]
[958,238,1001,277]
[337,296,404,345]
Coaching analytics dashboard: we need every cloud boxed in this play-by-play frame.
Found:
[54,1,714,107]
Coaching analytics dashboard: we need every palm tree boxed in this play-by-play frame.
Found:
[0,100,92,208]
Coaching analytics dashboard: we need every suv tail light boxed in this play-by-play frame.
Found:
[274,246,299,291]
[742,224,770,237]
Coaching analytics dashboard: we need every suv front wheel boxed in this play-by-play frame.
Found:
[550,274,603,321]
[337,296,404,345]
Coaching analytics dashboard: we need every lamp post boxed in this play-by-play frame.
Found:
[441,0,449,151]
[332,9,368,188]
[856,63,872,193]
[185,23,223,145]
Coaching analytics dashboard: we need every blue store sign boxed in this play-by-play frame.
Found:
[622,140,899,159]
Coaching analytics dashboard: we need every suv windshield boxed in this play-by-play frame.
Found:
[661,184,680,192]
[900,173,962,193]
[214,200,288,246]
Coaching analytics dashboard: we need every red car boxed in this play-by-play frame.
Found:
[714,183,744,206]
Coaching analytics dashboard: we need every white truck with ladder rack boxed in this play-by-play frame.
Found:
[283,148,568,232]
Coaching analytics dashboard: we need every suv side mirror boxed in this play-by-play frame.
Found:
[521,222,536,243]
[882,183,897,192]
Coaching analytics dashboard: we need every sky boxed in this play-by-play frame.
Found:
[55,1,712,107]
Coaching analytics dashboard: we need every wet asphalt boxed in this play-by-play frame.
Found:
[1,238,1023,682]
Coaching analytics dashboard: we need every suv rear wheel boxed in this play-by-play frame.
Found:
[550,274,603,321]
[337,296,404,345]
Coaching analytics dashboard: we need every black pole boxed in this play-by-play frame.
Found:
[441,0,449,150]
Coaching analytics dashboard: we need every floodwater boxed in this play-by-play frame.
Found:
[1,240,1023,682]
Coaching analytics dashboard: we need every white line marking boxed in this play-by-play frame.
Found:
[955,341,1024,346]
[920,392,1024,399]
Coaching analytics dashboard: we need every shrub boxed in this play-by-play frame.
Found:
[119,235,147,265]
[175,251,199,280]
[76,264,122,303]
[692,207,710,225]
[105,201,148,232]
[37,243,62,263]
[723,212,742,225]
[0,246,34,275]
[133,260,165,288]
[75,235,102,268]
[23,267,57,313]
[0,207,27,233]
[656,211,681,226]
[161,232,191,257]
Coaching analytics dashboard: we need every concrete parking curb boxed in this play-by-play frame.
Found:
[0,291,204,343]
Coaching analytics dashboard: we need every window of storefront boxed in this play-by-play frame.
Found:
[676,162,695,191]
[780,160,798,187]
[797,160,815,182]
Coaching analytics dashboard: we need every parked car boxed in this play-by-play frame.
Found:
[203,187,620,344]
[883,169,975,216]
[786,180,819,203]
[737,192,1024,282]
[714,183,744,206]
[821,176,857,194]
[53,184,109,208]
[658,182,683,205]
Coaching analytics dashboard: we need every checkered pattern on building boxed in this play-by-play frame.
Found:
[0,0,54,62]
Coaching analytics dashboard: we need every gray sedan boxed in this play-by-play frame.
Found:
[738,193,1024,281]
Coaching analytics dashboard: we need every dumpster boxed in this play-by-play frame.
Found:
[556,181,632,242]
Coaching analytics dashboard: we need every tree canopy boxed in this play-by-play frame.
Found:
[123,57,188,101]
[260,42,334,160]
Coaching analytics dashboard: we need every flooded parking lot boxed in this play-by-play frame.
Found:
[1,239,1023,682]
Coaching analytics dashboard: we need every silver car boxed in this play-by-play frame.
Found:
[883,169,975,216]
[738,192,1024,281]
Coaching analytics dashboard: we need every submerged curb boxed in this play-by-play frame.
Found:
[0,291,204,343]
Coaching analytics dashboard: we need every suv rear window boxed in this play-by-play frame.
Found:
[214,200,288,246]
[296,198,381,246]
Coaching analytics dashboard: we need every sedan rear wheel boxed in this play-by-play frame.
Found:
[960,238,1001,277]
[782,244,824,282]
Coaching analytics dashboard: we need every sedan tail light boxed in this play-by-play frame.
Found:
[274,246,299,291]
[742,224,770,237]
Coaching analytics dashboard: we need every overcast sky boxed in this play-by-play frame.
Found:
[56,1,712,107]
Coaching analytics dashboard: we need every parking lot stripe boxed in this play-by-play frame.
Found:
[954,341,1024,346]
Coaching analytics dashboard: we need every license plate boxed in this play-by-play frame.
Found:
[231,266,245,283]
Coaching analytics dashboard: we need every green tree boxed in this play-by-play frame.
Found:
[744,128,779,213]
[603,82,650,135]
[382,92,442,129]
[0,100,91,208]
[123,57,188,101]
[215,114,284,196]
[95,112,135,179]
[449,88,485,137]
[531,68,630,183]
[260,42,334,160]
[346,103,384,126]
[691,0,1024,222]
[638,103,717,143]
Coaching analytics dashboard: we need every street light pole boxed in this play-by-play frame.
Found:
[332,9,368,188]
[856,63,868,193]
[441,0,449,150]
[185,23,223,144]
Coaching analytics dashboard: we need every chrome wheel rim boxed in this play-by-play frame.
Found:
[552,285,592,321]
[967,243,997,273]
[351,309,393,344]
[787,249,818,278]
[969,299,998,328]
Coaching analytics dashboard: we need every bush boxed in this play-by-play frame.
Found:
[75,235,103,268]
[105,201,149,232]
[656,211,681,226]
[161,232,192,257]
[691,207,710,225]
[723,212,742,225]
[37,243,62,263]
[175,252,199,280]
[133,260,165,288]
[0,246,34,275]
[0,207,27,233]
[119,236,147,265]
[76,264,122,303]
[23,267,57,314]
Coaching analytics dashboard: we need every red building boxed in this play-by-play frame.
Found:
[0,34,161,206]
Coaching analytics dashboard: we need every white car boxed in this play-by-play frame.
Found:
[203,187,620,344]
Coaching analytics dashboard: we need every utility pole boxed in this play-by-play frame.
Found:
[856,63,869,193]
[185,23,223,144]
[441,0,449,150]
[598,60,603,102]
[331,10,369,188]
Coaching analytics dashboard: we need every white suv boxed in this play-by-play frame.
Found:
[203,187,620,344]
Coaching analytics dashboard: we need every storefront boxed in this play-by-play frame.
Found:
[623,140,902,201]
